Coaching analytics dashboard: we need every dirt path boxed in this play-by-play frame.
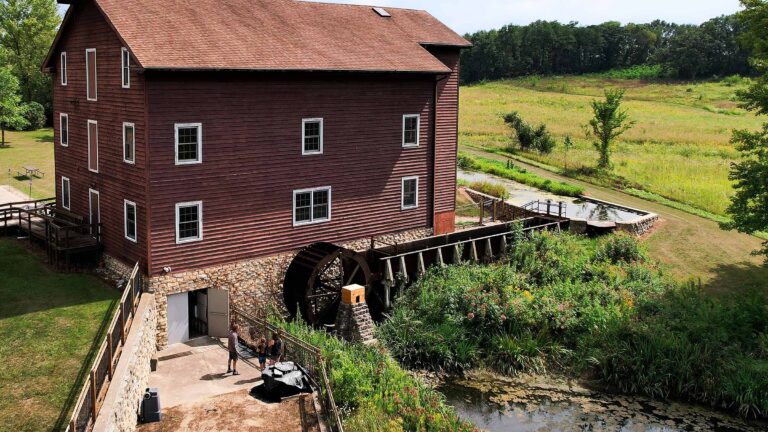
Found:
[137,389,310,432]
[465,148,768,295]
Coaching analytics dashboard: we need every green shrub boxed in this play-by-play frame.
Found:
[276,319,475,431]
[594,233,646,264]
[457,153,477,170]
[19,102,46,131]
[467,180,509,199]
[601,65,665,80]
[458,153,584,197]
[379,231,768,418]
[503,111,556,154]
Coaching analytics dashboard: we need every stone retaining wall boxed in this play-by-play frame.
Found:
[462,187,542,221]
[148,227,432,348]
[616,213,660,236]
[92,295,157,432]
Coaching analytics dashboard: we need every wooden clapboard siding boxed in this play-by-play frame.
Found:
[429,47,460,234]
[145,73,435,274]
[52,0,148,268]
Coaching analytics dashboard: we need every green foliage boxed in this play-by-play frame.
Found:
[19,101,45,131]
[0,66,26,144]
[586,89,635,169]
[0,0,61,109]
[503,111,556,154]
[276,319,475,432]
[723,0,768,263]
[379,232,768,418]
[466,180,509,199]
[458,153,584,197]
[600,65,667,80]
[460,18,751,84]
[594,233,647,264]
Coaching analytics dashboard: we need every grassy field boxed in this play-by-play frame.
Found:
[460,76,763,215]
[0,129,55,200]
[0,239,118,431]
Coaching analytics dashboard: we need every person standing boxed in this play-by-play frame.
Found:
[269,331,284,365]
[256,337,268,371]
[227,324,240,375]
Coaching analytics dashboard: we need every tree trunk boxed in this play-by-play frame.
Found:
[1,125,5,147]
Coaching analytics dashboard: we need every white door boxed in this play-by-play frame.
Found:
[167,292,189,345]
[207,289,229,338]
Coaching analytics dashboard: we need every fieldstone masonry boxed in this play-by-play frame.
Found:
[147,228,432,348]
[335,285,376,343]
[92,295,157,432]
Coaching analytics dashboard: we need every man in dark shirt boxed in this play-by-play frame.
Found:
[227,324,239,375]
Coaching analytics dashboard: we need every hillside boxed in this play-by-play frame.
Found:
[459,75,763,216]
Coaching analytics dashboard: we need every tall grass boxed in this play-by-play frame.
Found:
[378,232,768,418]
[460,152,584,197]
[277,319,476,432]
[460,77,762,215]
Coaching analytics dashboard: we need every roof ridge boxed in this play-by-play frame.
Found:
[291,0,430,14]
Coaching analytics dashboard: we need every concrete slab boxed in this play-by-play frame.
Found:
[148,337,264,409]
[0,185,29,205]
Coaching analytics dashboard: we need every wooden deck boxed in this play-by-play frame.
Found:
[0,198,102,267]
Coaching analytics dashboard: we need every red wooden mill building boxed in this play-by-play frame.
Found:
[45,0,470,347]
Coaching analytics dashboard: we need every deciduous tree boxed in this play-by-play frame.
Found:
[586,89,634,169]
[0,0,61,109]
[722,0,768,263]
[0,66,26,145]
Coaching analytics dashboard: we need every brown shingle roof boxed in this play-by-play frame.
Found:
[88,0,470,73]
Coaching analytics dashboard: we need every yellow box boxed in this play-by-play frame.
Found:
[341,284,366,305]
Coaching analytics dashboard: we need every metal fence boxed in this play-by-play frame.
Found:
[67,262,143,432]
[231,309,344,432]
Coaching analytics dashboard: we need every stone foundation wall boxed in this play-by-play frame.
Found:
[102,255,138,289]
[92,295,157,432]
[148,228,432,348]
[616,214,660,236]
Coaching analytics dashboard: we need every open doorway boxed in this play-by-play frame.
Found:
[166,288,230,346]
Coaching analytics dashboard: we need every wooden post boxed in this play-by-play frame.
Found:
[470,241,478,261]
[436,248,444,267]
[119,301,126,343]
[398,256,408,283]
[107,333,114,379]
[479,200,484,225]
[70,419,76,432]
[500,234,508,253]
[417,252,426,276]
[546,200,552,216]
[89,370,97,420]
[493,201,498,222]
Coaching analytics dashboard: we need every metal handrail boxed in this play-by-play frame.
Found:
[231,309,343,432]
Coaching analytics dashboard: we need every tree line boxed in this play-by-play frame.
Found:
[460,15,753,83]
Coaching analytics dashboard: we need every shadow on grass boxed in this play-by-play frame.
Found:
[703,260,768,295]
[35,133,54,143]
[52,297,119,432]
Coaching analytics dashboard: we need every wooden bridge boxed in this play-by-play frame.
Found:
[0,198,103,268]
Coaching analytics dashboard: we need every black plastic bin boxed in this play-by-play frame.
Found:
[141,388,161,423]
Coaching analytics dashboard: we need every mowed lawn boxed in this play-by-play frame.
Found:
[0,239,118,431]
[0,129,56,199]
[460,76,763,215]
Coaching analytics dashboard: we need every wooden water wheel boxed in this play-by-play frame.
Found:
[283,242,372,326]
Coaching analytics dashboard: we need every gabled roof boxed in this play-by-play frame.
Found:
[45,0,471,74]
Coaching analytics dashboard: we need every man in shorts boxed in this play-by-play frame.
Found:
[227,324,240,375]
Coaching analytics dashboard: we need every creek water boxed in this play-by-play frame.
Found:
[458,170,645,222]
[437,373,766,432]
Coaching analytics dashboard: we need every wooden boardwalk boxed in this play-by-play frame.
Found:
[1,198,102,267]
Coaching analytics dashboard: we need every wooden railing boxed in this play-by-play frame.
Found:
[231,309,344,432]
[67,263,143,432]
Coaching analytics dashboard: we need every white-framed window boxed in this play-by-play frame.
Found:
[60,52,67,86]
[59,113,68,147]
[87,120,98,173]
[61,176,70,210]
[402,114,420,148]
[86,48,97,101]
[124,199,137,242]
[175,201,203,244]
[175,123,202,165]
[401,176,419,209]
[293,187,331,226]
[121,47,130,88]
[302,118,323,155]
[123,122,135,164]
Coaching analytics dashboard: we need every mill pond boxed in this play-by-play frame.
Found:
[438,373,767,432]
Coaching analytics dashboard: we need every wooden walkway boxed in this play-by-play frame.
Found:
[0,198,102,267]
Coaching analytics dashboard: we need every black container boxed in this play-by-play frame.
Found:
[141,387,161,423]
